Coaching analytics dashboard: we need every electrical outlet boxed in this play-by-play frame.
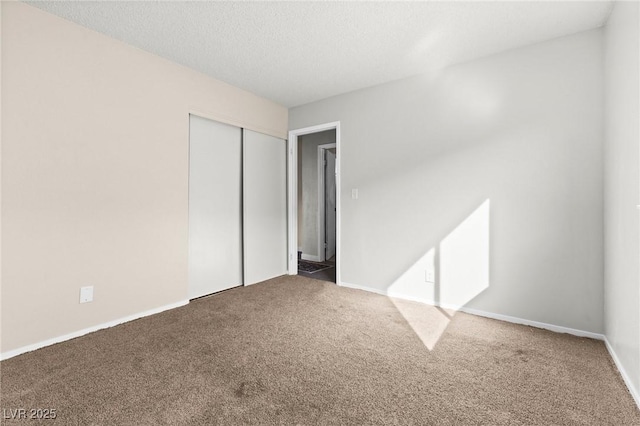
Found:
[80,286,94,303]
[425,270,435,283]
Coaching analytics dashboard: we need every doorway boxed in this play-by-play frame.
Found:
[287,123,341,284]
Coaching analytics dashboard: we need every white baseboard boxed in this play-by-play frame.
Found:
[339,280,387,296]
[458,306,605,340]
[301,253,322,262]
[0,300,189,361]
[339,281,604,340]
[604,337,640,409]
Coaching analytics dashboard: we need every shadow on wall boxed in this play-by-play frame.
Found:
[386,200,491,350]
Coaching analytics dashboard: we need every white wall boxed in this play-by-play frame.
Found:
[298,130,336,259]
[290,29,604,333]
[604,1,640,403]
[1,3,287,354]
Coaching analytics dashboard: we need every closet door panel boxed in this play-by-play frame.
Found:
[243,129,287,285]
[188,115,242,299]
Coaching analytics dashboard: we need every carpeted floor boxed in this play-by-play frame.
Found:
[1,275,638,425]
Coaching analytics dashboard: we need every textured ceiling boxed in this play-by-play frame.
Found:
[27,1,613,107]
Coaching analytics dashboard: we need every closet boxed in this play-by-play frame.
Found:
[188,114,287,299]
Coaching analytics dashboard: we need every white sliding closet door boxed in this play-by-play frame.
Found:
[188,115,242,299]
[243,129,287,285]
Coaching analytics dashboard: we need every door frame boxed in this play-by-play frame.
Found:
[317,143,337,262]
[287,122,341,284]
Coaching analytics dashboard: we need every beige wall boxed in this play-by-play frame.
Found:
[1,3,287,354]
[604,1,640,402]
[291,29,604,333]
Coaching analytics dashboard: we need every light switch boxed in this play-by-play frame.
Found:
[352,189,359,199]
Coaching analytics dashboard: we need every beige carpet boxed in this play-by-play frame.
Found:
[1,275,638,425]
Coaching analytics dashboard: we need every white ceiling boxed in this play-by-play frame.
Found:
[27,1,613,107]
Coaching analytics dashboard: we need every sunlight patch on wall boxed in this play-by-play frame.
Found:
[387,247,437,305]
[439,199,490,308]
[386,199,490,350]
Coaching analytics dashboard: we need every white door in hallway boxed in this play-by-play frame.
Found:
[243,129,287,285]
[325,150,337,260]
[188,115,243,299]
